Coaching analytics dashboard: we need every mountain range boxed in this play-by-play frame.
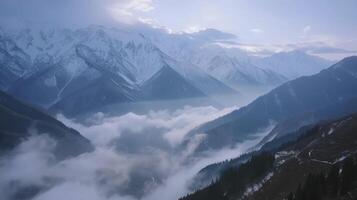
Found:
[0,25,332,117]
[0,22,355,200]
[183,56,357,196]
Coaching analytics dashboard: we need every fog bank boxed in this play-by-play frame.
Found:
[0,105,272,200]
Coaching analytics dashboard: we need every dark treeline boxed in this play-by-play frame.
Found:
[179,152,275,200]
[287,155,357,200]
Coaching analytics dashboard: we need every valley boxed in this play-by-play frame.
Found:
[0,1,356,199]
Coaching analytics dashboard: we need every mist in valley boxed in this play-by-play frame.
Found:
[1,1,356,200]
[0,101,269,200]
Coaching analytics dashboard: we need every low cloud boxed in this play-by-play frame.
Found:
[0,105,271,200]
[58,106,236,147]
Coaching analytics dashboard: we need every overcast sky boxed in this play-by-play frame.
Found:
[1,0,356,59]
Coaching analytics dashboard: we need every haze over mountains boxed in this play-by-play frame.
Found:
[186,56,357,154]
[181,57,357,198]
[1,0,357,199]
[0,21,356,200]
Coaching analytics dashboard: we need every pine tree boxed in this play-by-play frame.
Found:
[295,184,303,200]
[287,192,294,200]
[340,157,355,195]
[327,164,339,198]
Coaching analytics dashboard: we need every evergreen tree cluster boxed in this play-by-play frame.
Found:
[180,152,275,200]
[287,156,357,200]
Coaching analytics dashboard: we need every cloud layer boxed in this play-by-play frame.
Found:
[2,105,266,200]
[0,0,154,28]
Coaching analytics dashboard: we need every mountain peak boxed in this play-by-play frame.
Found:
[141,64,205,100]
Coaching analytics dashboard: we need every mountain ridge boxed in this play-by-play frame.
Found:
[180,113,357,200]
[185,56,357,153]
[0,90,94,159]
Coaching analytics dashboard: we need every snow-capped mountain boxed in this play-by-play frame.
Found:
[256,50,332,79]
[0,25,238,116]
[205,54,286,89]
[0,31,32,90]
[144,29,271,87]
[0,23,334,117]
[142,27,331,91]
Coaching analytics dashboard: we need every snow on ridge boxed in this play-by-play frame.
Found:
[243,172,274,197]
[0,24,332,95]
